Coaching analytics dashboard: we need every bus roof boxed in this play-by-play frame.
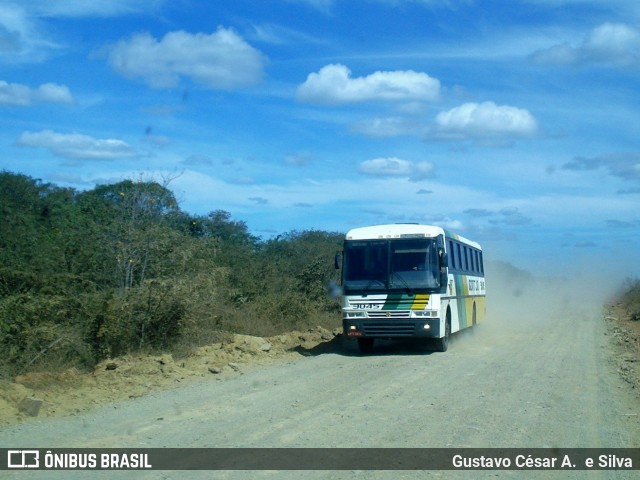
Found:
[345,224,481,249]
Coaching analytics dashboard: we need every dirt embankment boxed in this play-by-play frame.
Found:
[0,327,341,426]
[605,301,640,395]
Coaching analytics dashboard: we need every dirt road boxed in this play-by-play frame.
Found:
[1,280,639,479]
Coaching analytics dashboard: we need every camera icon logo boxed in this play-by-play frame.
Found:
[7,450,40,469]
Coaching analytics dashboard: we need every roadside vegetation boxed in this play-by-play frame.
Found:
[618,279,640,322]
[607,279,640,396]
[0,171,343,379]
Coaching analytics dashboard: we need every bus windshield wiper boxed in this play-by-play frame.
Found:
[391,272,414,294]
[360,277,385,296]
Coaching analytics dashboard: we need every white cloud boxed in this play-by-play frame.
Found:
[296,64,440,105]
[0,4,58,60]
[4,0,164,18]
[530,22,640,66]
[284,152,313,166]
[584,23,640,64]
[351,117,422,137]
[18,130,138,160]
[287,0,464,13]
[358,157,434,181]
[36,83,74,103]
[529,42,579,64]
[0,5,28,53]
[250,23,328,47]
[520,0,640,16]
[0,80,73,105]
[429,102,538,140]
[284,0,334,13]
[107,27,266,89]
[0,1,163,62]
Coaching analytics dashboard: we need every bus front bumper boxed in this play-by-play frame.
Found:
[343,318,442,338]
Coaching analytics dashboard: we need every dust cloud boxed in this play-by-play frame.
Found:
[482,260,622,333]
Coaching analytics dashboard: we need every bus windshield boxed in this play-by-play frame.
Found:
[342,238,440,293]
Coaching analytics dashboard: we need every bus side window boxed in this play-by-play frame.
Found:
[448,240,456,270]
[463,246,469,272]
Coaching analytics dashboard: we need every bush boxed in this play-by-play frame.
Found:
[0,294,95,378]
[620,279,640,321]
[89,281,186,359]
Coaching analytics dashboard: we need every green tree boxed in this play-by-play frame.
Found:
[79,179,180,290]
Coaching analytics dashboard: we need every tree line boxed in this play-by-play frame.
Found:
[0,171,343,377]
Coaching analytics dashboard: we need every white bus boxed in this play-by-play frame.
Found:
[336,224,486,353]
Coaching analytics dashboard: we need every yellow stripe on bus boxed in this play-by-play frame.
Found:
[411,294,430,310]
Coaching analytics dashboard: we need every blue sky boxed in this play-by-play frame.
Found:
[1,0,639,276]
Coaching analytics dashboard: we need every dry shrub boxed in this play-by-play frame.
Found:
[0,294,95,378]
[90,281,185,359]
[620,279,640,321]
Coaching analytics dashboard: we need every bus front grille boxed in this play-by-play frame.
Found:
[361,321,416,336]
[368,311,411,319]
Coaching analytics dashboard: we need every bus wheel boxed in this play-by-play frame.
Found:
[434,318,450,352]
[357,338,374,354]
